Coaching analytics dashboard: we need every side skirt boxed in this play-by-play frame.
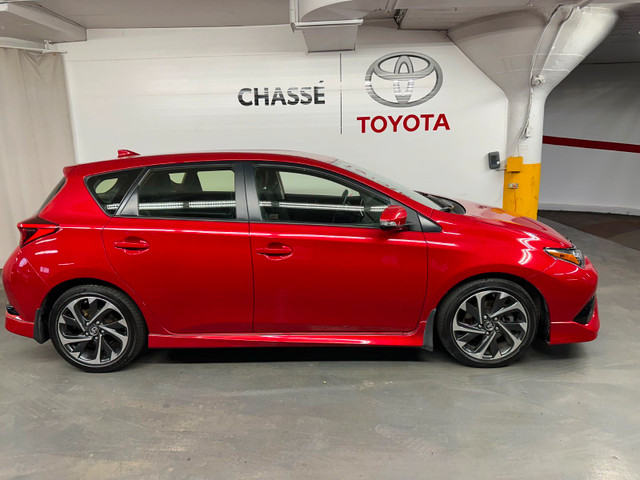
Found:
[148,321,428,349]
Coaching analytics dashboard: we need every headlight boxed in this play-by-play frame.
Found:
[544,246,585,267]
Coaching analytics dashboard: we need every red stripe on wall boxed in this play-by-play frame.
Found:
[543,135,640,154]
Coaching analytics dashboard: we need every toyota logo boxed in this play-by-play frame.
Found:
[365,52,443,108]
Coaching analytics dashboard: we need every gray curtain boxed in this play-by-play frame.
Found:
[0,48,76,261]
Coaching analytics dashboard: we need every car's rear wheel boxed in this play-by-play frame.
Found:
[49,285,146,372]
[436,279,538,367]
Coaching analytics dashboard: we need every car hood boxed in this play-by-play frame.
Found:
[454,199,572,247]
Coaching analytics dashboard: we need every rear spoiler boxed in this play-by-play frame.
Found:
[61,149,140,176]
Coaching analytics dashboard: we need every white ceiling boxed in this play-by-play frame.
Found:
[5,0,587,30]
[37,0,290,28]
[393,0,640,63]
[0,0,638,62]
[584,2,640,63]
[395,0,582,30]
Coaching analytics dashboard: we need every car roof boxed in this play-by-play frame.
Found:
[65,150,338,177]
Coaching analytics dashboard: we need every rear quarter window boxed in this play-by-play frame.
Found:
[86,169,142,214]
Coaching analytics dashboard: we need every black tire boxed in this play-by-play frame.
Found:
[49,285,147,372]
[436,278,538,368]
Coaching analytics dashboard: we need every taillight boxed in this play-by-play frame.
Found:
[18,216,59,247]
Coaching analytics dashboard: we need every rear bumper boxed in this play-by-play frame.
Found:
[5,311,34,339]
[3,248,49,332]
[549,299,600,345]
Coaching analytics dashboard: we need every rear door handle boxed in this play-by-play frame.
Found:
[113,238,149,251]
[256,243,293,257]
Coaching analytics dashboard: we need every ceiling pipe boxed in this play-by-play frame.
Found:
[289,0,363,30]
[0,37,64,54]
[289,0,365,52]
[289,0,396,52]
[0,1,86,43]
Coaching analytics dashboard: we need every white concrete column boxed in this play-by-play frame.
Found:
[449,6,618,164]
[448,6,616,218]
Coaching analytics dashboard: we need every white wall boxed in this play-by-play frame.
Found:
[61,22,508,207]
[540,63,640,215]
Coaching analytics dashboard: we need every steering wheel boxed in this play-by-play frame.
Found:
[331,189,350,224]
[340,189,349,205]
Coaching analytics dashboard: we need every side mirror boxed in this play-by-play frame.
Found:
[380,205,408,231]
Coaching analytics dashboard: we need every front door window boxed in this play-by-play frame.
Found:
[254,166,390,226]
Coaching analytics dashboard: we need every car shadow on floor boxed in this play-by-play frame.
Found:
[133,339,586,366]
[136,345,448,365]
[530,338,587,360]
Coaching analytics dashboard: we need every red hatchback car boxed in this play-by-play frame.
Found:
[3,151,599,372]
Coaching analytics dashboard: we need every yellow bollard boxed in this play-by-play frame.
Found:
[502,156,541,220]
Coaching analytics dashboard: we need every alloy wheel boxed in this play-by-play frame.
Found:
[452,289,529,361]
[56,296,130,366]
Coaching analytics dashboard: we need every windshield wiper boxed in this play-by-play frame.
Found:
[422,193,454,212]
[415,191,457,212]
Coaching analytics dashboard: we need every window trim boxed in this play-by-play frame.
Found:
[245,161,422,231]
[116,162,248,222]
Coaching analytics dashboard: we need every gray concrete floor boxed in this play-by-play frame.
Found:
[0,218,639,479]
[540,210,640,252]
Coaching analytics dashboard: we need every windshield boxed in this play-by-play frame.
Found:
[333,159,443,211]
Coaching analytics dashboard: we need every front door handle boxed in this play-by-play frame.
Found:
[256,243,293,257]
[113,238,149,251]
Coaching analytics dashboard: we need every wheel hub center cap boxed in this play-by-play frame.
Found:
[89,326,99,336]
[484,321,495,331]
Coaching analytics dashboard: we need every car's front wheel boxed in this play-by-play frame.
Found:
[436,279,538,367]
[49,285,146,372]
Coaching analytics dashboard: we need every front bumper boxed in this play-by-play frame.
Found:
[549,297,599,345]
[530,253,600,345]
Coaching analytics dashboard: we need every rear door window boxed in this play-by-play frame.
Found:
[135,166,236,220]
[86,169,142,214]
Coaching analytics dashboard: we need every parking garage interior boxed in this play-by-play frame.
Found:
[0,1,639,478]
